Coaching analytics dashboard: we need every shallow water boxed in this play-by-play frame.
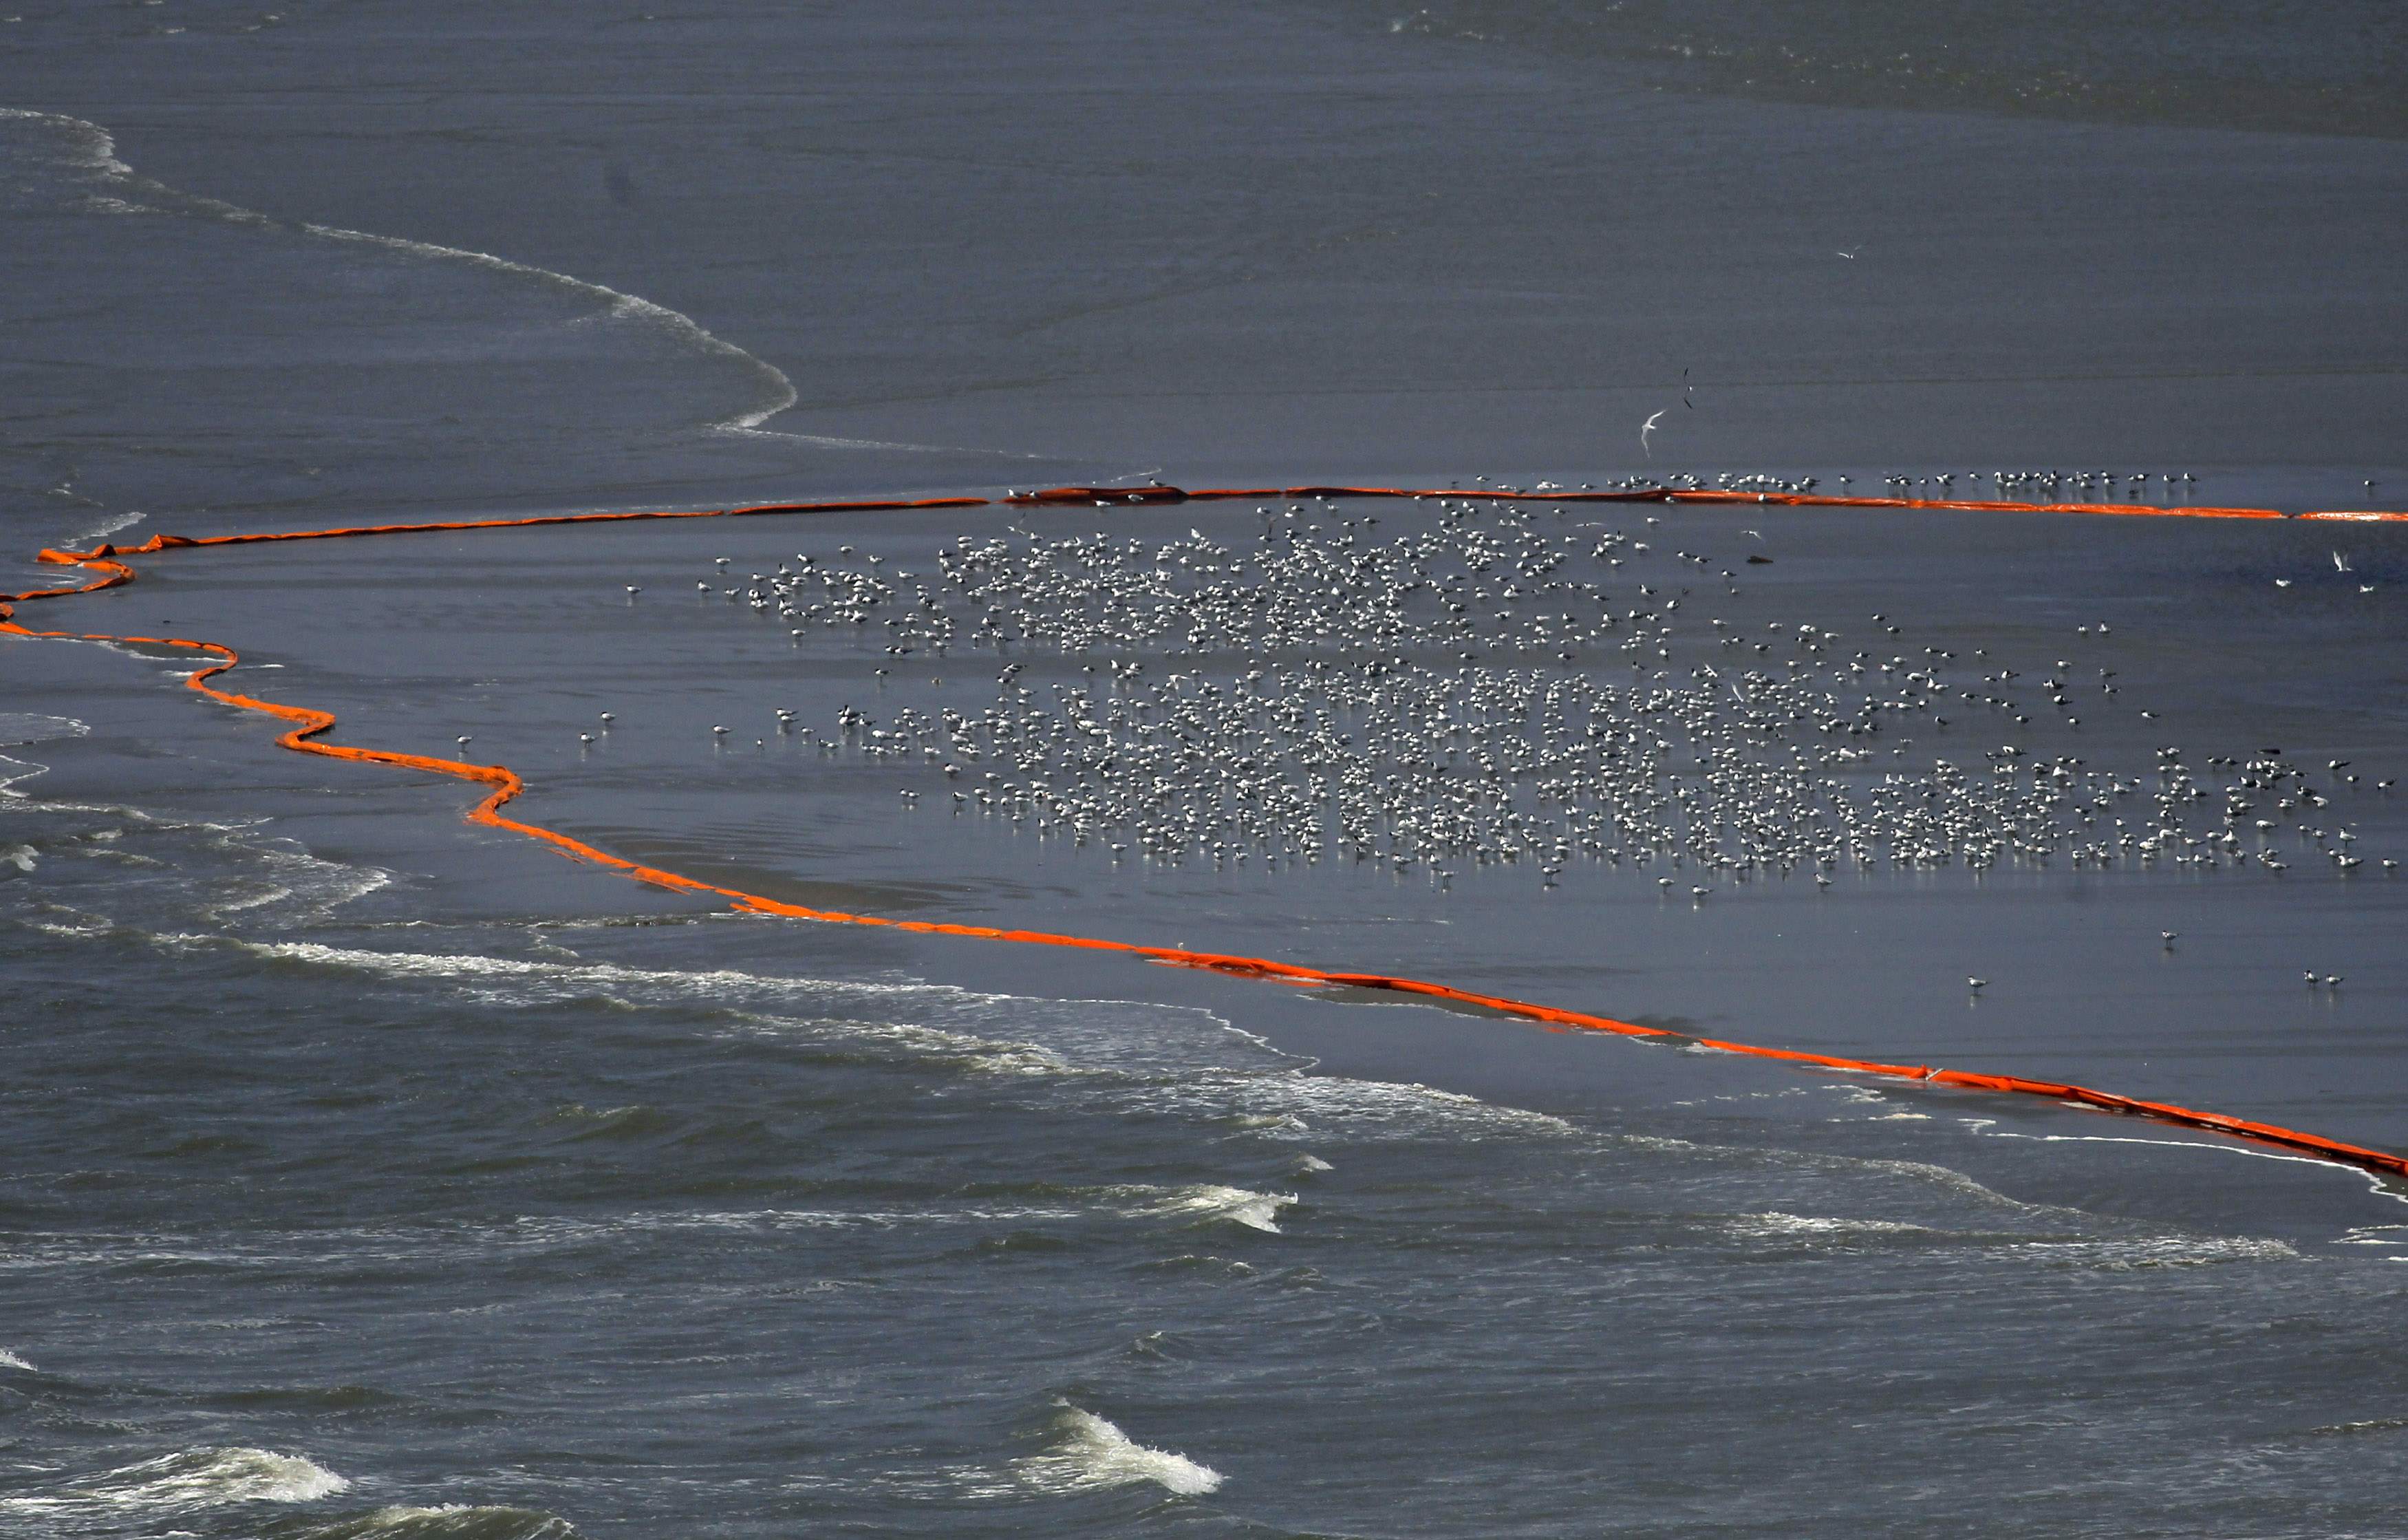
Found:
[6,4,2408,1537]
[9,738,2408,1537]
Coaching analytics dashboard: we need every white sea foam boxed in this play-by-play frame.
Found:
[216,937,980,1005]
[118,1446,349,1505]
[206,938,1291,1075]
[1113,1184,1295,1233]
[727,1008,1073,1079]
[0,1347,34,1371]
[208,882,295,912]
[1723,1211,1935,1241]
[0,1177,1293,1279]
[69,509,145,545]
[0,1446,349,1521]
[1965,1124,2408,1208]
[0,753,41,800]
[2010,1235,2301,1269]
[0,714,90,749]
[1783,1149,2046,1215]
[176,936,1605,1158]
[200,840,392,923]
[302,222,804,437]
[5,107,803,440]
[1715,1210,2301,1267]
[0,778,386,923]
[304,1504,579,1539]
[215,939,999,1015]
[1185,1068,1580,1143]
[21,905,114,937]
[494,1205,1086,1245]
[1230,1111,1309,1133]
[1011,1404,1223,1497]
[0,108,136,179]
[0,782,240,837]
[491,1186,1287,1245]
[11,109,1056,458]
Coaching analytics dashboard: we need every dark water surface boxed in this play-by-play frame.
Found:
[6,5,2408,1537]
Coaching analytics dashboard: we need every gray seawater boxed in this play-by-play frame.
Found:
[6,4,2408,1537]
[1363,0,2408,138]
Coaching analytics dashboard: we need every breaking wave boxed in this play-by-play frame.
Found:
[1114,1183,1294,1233]
[1009,1404,1224,1497]
[175,934,1594,1144]
[0,1446,348,1523]
[295,1504,581,1539]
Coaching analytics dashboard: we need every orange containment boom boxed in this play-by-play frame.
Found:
[6,487,2403,1186]
[1009,483,2291,517]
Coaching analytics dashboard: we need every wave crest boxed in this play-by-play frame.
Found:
[1011,1404,1223,1497]
[0,1446,349,1521]
[298,1504,581,1539]
[1118,1183,1294,1233]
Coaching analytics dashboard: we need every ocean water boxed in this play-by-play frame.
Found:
[6,4,2408,1537]
[8,672,2408,1537]
[1362,0,2408,138]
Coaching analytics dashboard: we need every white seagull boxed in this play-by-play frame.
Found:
[1640,410,1666,458]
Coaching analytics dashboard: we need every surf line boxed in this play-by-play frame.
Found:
[5,487,2403,1185]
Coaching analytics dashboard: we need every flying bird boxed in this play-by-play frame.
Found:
[1640,410,1665,458]
[2332,551,2352,573]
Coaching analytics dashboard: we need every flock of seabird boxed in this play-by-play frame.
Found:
[663,495,2394,897]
